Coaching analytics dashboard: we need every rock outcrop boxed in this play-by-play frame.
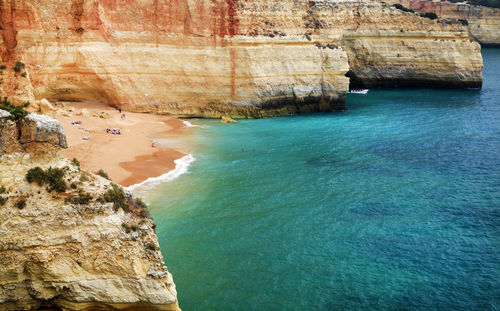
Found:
[332,1,484,88]
[0,113,180,311]
[0,111,67,154]
[377,0,500,46]
[0,0,484,117]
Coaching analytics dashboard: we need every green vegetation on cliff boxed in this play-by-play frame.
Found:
[391,4,439,19]
[13,61,25,73]
[96,169,110,180]
[393,3,415,13]
[99,183,128,211]
[449,0,500,9]
[420,12,438,20]
[0,98,30,121]
[26,167,67,193]
[0,187,7,206]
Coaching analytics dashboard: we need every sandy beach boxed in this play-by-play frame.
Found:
[57,102,190,187]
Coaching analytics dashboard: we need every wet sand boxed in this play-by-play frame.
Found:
[57,102,188,187]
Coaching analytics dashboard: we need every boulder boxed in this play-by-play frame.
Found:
[79,108,91,117]
[93,111,111,119]
[220,116,238,124]
[19,113,68,153]
[38,98,57,117]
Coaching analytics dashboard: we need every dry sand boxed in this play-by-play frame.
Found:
[57,102,189,187]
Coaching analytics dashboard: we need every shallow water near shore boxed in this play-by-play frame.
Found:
[149,49,500,310]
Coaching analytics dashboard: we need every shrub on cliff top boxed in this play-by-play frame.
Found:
[146,243,158,251]
[49,178,67,193]
[96,169,110,180]
[76,191,93,205]
[458,19,469,26]
[26,167,48,186]
[13,61,25,73]
[72,158,80,168]
[100,183,128,212]
[420,12,438,19]
[393,3,415,13]
[16,198,26,209]
[0,65,6,70]
[0,186,6,194]
[66,190,93,205]
[79,174,89,183]
[0,97,30,121]
[46,167,67,193]
[122,223,133,233]
[135,198,147,209]
[0,196,7,206]
[134,197,151,219]
[26,166,67,193]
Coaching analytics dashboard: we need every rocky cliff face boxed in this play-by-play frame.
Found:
[310,1,483,88]
[0,112,180,311]
[0,0,483,117]
[0,111,67,155]
[378,0,500,46]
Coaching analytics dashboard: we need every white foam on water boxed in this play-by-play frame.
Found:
[127,154,195,197]
[182,120,200,128]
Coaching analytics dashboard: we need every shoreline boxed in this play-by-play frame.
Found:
[126,153,195,197]
[57,101,195,188]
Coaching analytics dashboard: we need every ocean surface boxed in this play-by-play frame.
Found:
[148,49,500,310]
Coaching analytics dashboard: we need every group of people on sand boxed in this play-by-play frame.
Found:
[106,128,121,135]
[103,109,126,135]
[71,121,82,125]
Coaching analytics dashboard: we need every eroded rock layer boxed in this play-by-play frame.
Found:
[377,0,500,46]
[0,112,180,311]
[0,0,483,117]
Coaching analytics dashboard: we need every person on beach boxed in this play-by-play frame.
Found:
[121,113,126,120]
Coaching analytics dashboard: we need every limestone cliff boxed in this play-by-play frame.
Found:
[0,0,484,117]
[0,111,180,310]
[377,0,500,46]
[329,1,484,88]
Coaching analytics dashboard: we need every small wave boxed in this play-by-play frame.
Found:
[182,120,200,128]
[127,154,196,196]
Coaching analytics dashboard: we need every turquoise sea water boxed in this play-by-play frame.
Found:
[149,49,500,310]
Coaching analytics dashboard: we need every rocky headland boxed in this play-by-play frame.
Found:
[0,110,180,310]
[376,0,500,46]
[0,0,483,118]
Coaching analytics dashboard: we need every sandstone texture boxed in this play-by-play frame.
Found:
[331,1,484,88]
[0,114,180,311]
[0,112,67,154]
[378,0,500,46]
[0,0,483,117]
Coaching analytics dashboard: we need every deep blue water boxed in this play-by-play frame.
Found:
[149,49,500,310]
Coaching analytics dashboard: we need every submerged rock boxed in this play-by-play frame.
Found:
[221,116,238,123]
